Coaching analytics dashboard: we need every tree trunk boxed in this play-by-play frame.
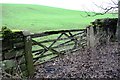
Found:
[116,0,120,41]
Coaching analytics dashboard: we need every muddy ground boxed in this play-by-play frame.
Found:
[34,42,120,79]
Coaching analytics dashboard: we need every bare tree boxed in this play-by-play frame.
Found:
[84,0,118,16]
[85,0,120,42]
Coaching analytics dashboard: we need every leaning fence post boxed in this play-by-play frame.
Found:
[23,31,34,77]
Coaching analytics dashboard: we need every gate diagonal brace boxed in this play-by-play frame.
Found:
[47,33,63,49]
[32,34,63,62]
[69,32,79,48]
[32,40,59,55]
[63,32,78,49]
[53,32,84,48]
[33,33,63,55]
[68,32,85,48]
[32,40,60,62]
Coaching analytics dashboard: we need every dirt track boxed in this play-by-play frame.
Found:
[35,42,120,78]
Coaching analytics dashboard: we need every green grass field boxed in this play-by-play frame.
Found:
[1,3,117,33]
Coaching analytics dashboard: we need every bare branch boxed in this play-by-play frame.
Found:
[85,6,118,17]
[111,0,118,5]
[104,6,118,13]
[85,0,118,17]
[92,2,105,10]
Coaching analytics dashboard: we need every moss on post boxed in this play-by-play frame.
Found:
[23,31,34,78]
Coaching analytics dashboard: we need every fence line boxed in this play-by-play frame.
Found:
[1,28,87,77]
[1,18,118,78]
[31,29,87,65]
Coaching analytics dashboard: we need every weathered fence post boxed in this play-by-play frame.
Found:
[87,26,90,47]
[87,26,96,47]
[90,27,96,47]
[23,31,34,77]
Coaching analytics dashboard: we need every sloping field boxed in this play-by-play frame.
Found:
[1,4,117,32]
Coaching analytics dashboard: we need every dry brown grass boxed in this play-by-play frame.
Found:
[34,42,120,79]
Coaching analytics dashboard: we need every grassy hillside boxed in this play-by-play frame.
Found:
[1,4,117,33]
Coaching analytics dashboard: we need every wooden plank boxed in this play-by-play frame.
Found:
[32,40,61,62]
[47,33,63,49]
[33,33,63,58]
[32,40,59,54]
[32,32,84,45]
[63,33,77,42]
[68,32,78,48]
[60,48,76,54]
[32,42,75,55]
[32,49,44,54]
[52,42,74,49]
[32,41,74,53]
[63,33,78,49]
[54,40,73,48]
[30,29,85,38]
[32,32,86,54]
[32,37,69,45]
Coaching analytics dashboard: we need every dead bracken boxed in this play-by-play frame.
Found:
[35,42,120,78]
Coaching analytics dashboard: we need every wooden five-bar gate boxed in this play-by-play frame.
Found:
[1,29,87,78]
[30,29,87,64]
[1,18,117,78]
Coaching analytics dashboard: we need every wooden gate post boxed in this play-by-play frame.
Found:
[23,31,34,77]
[87,26,96,47]
[87,26,90,47]
[90,26,96,47]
